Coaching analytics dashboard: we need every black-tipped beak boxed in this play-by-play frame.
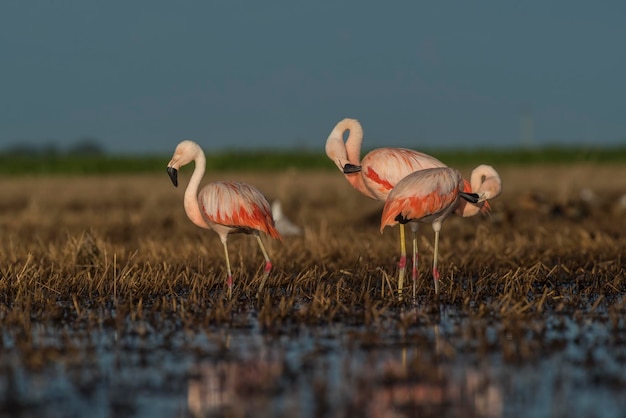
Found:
[167,167,178,187]
[460,191,480,204]
[343,163,362,174]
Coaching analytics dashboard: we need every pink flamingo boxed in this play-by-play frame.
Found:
[326,118,494,296]
[167,140,282,298]
[380,167,480,295]
[325,118,447,296]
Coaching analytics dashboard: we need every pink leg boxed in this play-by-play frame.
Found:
[264,260,272,274]
[398,255,407,270]
[433,266,440,282]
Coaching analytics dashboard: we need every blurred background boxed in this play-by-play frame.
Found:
[1,0,625,157]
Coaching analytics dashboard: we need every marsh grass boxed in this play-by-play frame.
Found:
[1,165,626,371]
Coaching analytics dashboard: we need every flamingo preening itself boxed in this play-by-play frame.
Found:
[380,167,481,296]
[326,118,501,297]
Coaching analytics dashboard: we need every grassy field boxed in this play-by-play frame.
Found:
[1,163,625,415]
[1,164,624,325]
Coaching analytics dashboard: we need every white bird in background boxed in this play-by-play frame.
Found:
[271,200,303,237]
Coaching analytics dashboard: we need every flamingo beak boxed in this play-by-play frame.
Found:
[167,167,178,187]
[343,163,362,174]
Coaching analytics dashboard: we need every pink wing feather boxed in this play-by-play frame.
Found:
[380,168,462,230]
[198,181,282,240]
[361,148,447,199]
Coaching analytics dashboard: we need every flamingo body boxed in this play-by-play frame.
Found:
[325,118,446,200]
[197,181,280,242]
[381,168,466,229]
[167,140,281,298]
[381,167,479,294]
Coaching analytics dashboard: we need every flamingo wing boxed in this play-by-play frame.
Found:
[198,181,282,240]
[380,168,461,230]
[362,148,446,199]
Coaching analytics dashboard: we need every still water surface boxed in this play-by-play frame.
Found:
[1,306,625,418]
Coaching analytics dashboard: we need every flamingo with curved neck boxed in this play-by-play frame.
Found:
[325,118,501,296]
[326,118,450,297]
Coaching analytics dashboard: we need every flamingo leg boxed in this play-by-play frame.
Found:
[398,224,407,299]
[222,241,233,299]
[255,234,273,297]
[410,222,419,300]
[432,223,441,295]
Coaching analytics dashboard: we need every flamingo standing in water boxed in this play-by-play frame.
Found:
[167,140,282,299]
[325,118,491,296]
[325,118,445,296]
[380,167,480,295]
[326,118,500,296]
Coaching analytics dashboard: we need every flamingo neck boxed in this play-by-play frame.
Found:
[184,150,210,229]
[337,119,363,165]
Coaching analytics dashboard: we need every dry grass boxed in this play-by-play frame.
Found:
[1,164,625,345]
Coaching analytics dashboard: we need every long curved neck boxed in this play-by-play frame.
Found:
[342,119,364,165]
[184,149,209,229]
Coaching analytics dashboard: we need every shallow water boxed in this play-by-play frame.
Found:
[2,303,625,418]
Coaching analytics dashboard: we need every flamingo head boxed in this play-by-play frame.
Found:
[167,140,201,187]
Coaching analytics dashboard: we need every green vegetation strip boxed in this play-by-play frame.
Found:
[1,146,626,175]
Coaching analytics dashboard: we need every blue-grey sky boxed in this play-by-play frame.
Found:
[1,1,625,154]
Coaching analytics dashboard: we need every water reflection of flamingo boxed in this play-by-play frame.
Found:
[187,360,284,417]
[350,339,503,418]
[167,140,282,298]
[380,167,480,295]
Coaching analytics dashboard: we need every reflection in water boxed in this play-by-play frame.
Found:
[187,359,284,417]
[4,315,624,417]
[186,326,503,418]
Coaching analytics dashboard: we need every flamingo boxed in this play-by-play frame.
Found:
[325,118,499,296]
[326,118,490,297]
[380,167,480,295]
[167,140,282,299]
